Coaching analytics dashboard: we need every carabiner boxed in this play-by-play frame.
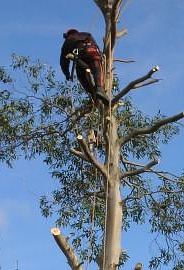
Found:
[73,48,79,56]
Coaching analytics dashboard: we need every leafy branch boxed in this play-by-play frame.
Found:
[120,112,184,146]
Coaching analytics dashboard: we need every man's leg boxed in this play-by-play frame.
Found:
[76,64,96,102]
[90,60,109,106]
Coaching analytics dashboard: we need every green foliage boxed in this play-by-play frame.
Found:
[117,97,179,160]
[0,55,183,269]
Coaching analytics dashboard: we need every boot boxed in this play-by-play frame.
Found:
[96,87,109,106]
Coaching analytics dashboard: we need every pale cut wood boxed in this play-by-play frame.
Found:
[51,227,83,270]
[77,134,83,140]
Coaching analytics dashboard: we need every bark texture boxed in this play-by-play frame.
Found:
[103,116,122,270]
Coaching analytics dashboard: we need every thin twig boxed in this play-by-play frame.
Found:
[114,58,135,63]
[121,157,184,184]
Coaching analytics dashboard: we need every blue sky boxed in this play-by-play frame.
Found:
[0,0,184,269]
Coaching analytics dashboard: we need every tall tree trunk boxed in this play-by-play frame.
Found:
[102,115,122,270]
[102,3,122,267]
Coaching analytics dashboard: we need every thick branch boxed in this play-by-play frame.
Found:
[70,148,89,162]
[93,0,109,20]
[121,159,159,179]
[77,135,108,179]
[112,66,160,107]
[111,0,122,49]
[51,227,83,270]
[120,112,184,146]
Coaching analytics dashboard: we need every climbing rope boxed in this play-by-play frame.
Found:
[68,56,99,270]
[86,112,101,270]
[69,80,79,136]
[86,170,97,270]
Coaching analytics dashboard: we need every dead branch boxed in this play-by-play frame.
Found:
[121,159,159,179]
[121,157,184,184]
[70,148,89,162]
[111,66,160,107]
[116,28,128,38]
[120,111,184,146]
[114,58,135,63]
[149,169,184,184]
[77,135,108,179]
[132,78,160,89]
[51,227,83,270]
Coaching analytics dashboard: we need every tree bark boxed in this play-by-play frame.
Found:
[100,2,122,268]
[102,115,122,270]
[103,182,122,270]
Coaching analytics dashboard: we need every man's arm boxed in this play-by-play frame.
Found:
[60,41,71,80]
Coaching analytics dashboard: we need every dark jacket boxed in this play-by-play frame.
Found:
[60,32,100,80]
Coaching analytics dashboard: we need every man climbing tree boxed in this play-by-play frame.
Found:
[0,1,184,270]
[50,1,184,269]
[60,28,109,106]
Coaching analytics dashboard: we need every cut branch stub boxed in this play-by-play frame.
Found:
[116,28,128,38]
[77,134,83,141]
[77,134,108,178]
[51,227,83,270]
[134,262,143,270]
[112,66,160,107]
